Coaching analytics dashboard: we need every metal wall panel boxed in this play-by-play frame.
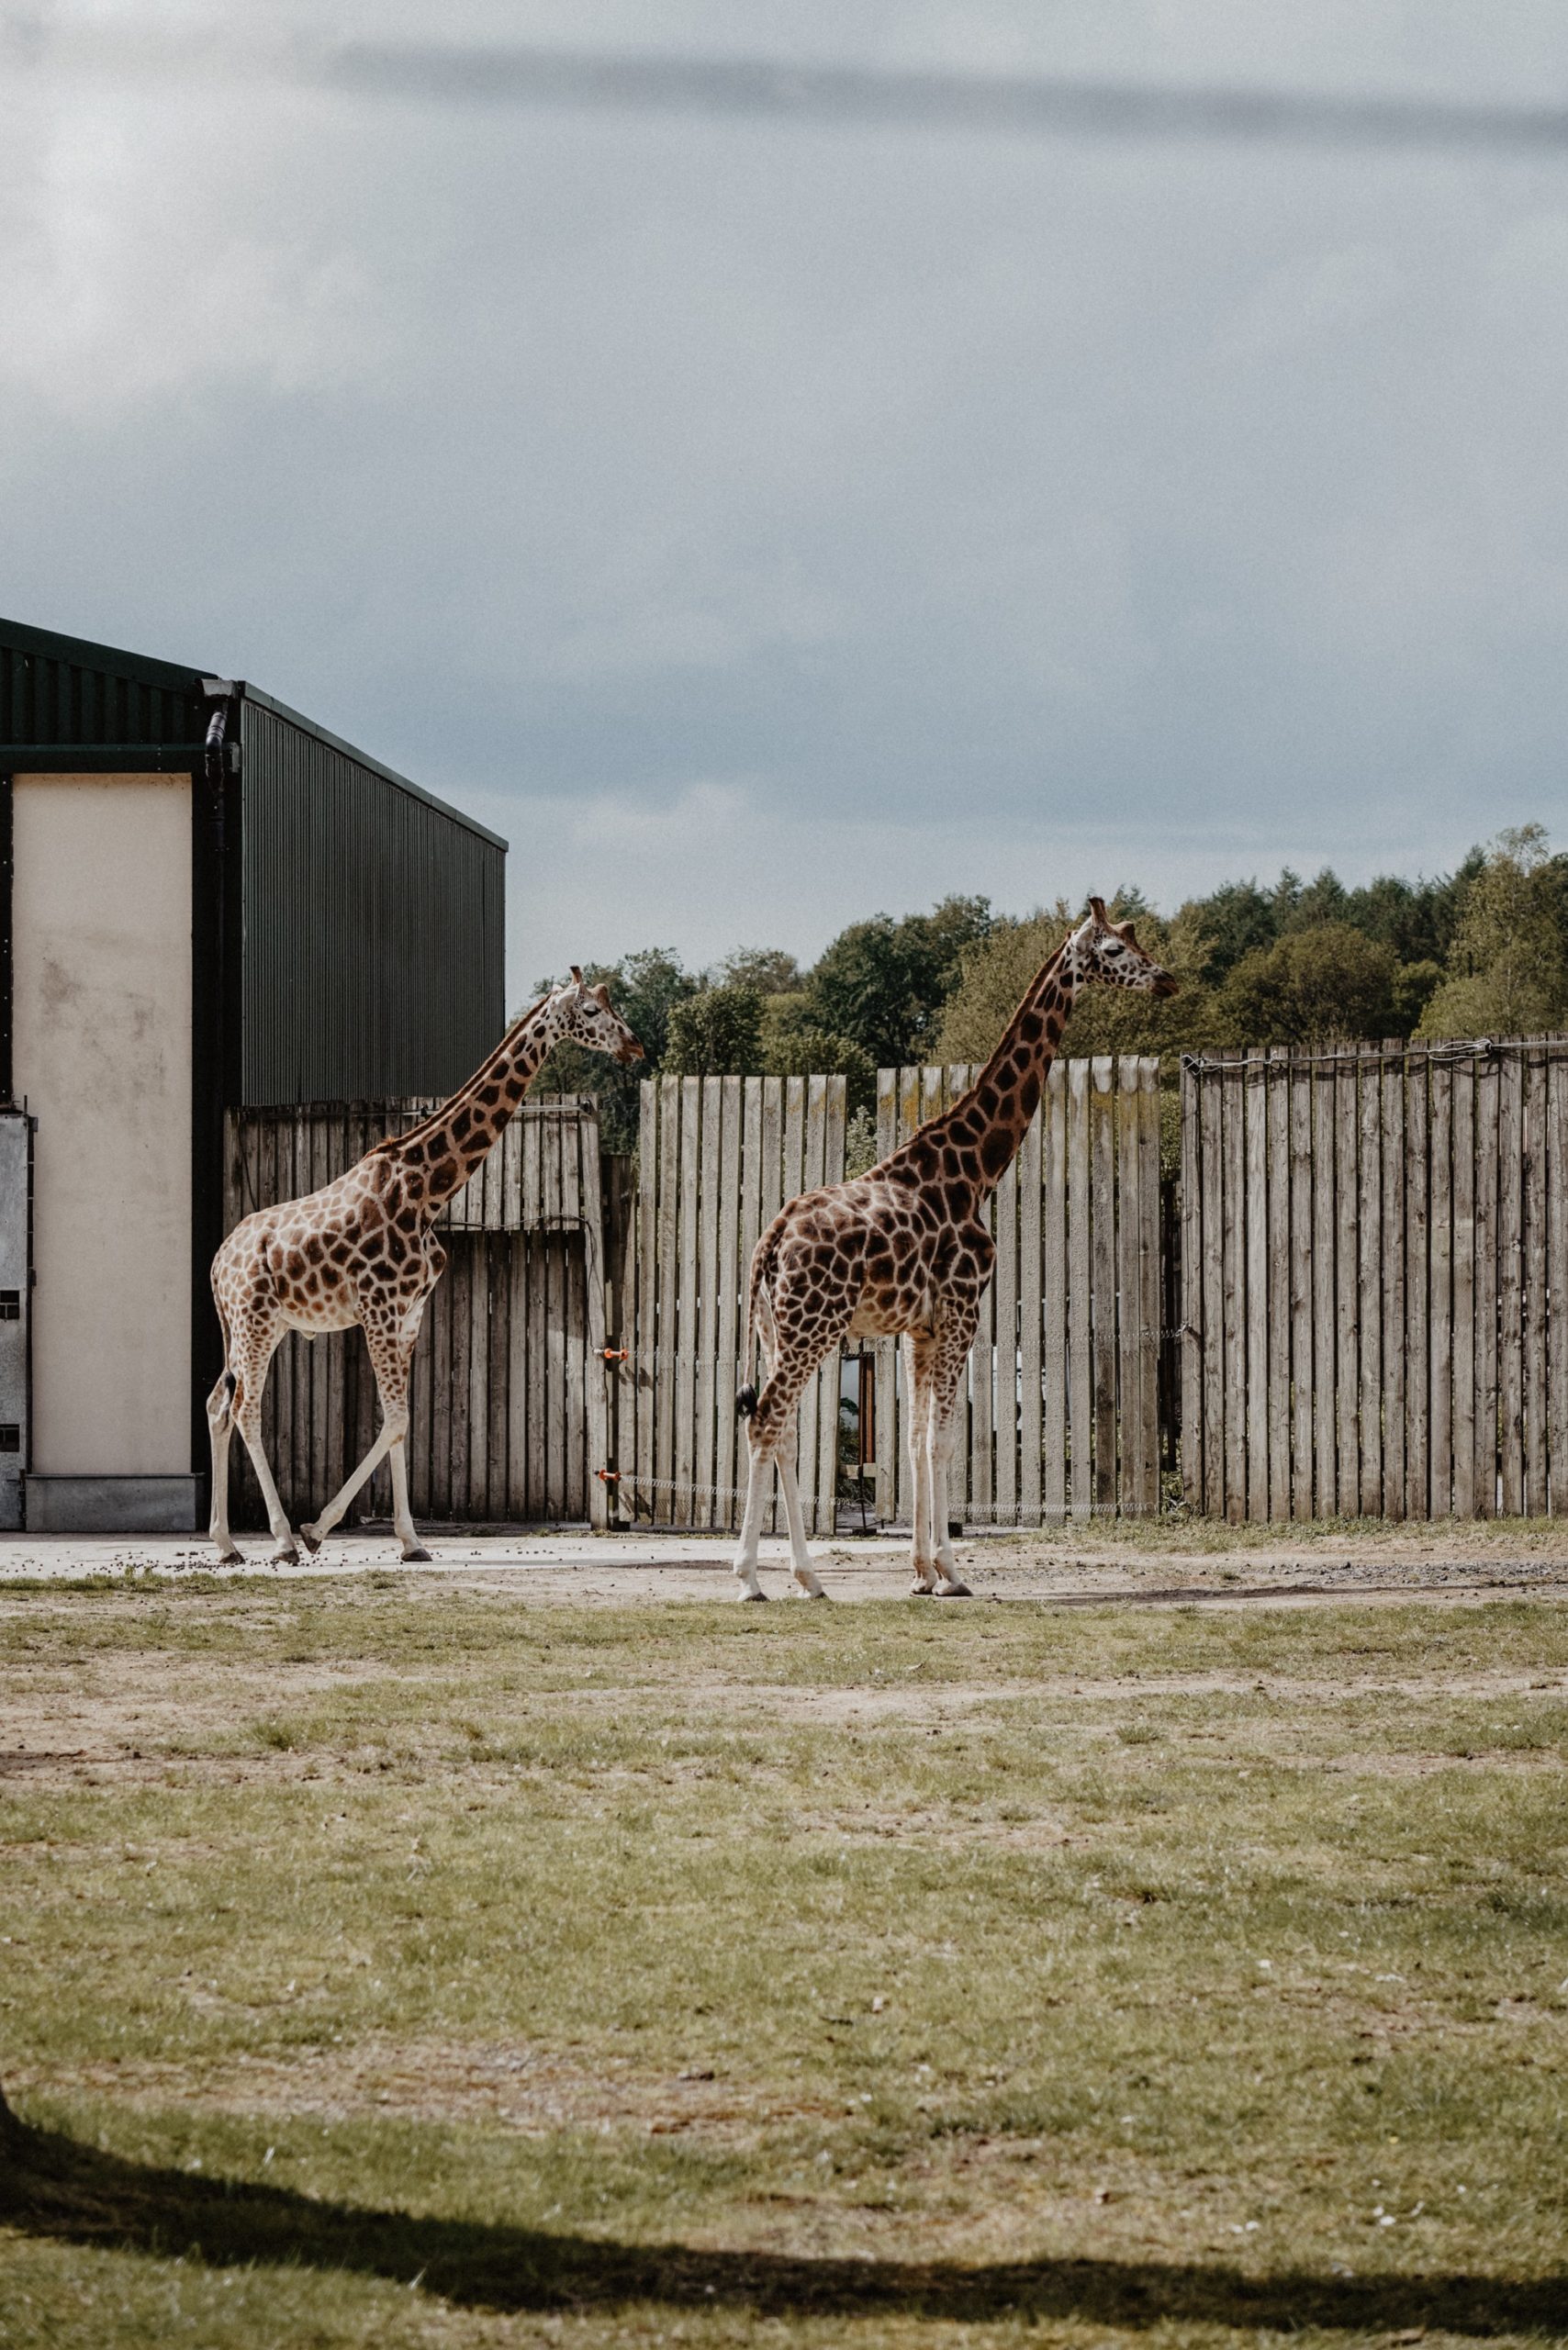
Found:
[239,699,505,1104]
[0,618,204,749]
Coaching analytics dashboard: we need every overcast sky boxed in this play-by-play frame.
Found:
[7,4,1568,997]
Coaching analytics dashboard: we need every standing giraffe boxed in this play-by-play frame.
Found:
[733,901,1177,1599]
[208,973,643,1565]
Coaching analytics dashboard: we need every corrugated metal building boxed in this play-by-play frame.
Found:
[0,614,507,1533]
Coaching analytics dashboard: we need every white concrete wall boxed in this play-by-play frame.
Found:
[13,774,193,1474]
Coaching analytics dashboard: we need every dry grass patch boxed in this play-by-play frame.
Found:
[1,1583,1565,2348]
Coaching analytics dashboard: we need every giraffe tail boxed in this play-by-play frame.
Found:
[736,1225,778,1419]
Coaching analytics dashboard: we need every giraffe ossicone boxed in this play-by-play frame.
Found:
[207,974,644,1566]
[732,900,1178,1600]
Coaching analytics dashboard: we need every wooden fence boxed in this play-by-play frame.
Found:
[1181,1037,1568,1521]
[618,1074,847,1534]
[875,1059,1165,1524]
[612,1058,1164,1532]
[221,1098,610,1530]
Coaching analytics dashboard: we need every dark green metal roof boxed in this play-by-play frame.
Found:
[0,613,506,850]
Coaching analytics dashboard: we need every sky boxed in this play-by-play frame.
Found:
[6,3,1568,1001]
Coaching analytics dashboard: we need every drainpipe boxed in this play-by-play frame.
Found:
[194,678,241,1506]
[201,677,239,822]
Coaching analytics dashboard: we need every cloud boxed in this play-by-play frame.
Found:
[1,79,394,415]
[4,1,1568,1004]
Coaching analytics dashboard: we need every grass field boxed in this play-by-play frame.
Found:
[1,1575,1565,2347]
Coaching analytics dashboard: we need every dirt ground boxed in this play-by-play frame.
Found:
[6,1517,1568,1606]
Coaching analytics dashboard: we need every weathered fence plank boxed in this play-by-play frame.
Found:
[1551,1059,1568,1514]
[1381,1044,1406,1522]
[1137,1060,1162,1515]
[1069,1058,1093,1520]
[1405,1058,1429,1517]
[995,1114,1020,1527]
[1474,1057,1499,1516]
[1018,1105,1044,1523]
[1289,1061,1313,1520]
[1498,1052,1525,1515]
[1219,1056,1245,1522]
[1265,1049,1290,1522]
[1043,1068,1070,1524]
[222,1097,604,1529]
[1180,1054,1204,1512]
[1182,1038,1568,1524]
[1524,1047,1549,1515]
[1357,1046,1382,1516]
[1245,1049,1269,1523]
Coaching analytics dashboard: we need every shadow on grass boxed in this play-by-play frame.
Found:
[2,2093,1562,2335]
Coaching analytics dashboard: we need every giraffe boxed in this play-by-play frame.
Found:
[732,901,1177,1600]
[207,973,644,1566]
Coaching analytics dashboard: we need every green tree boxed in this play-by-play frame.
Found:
[1217,923,1399,1045]
[1281,867,1350,933]
[805,894,993,1069]
[931,912,1062,1065]
[1390,958,1444,1032]
[664,983,764,1076]
[1417,826,1568,1039]
[1182,878,1279,984]
[934,901,1210,1064]
[759,1021,876,1113]
[531,946,696,1151]
[714,946,802,995]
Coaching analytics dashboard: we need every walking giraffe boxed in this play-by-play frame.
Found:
[208,973,643,1564]
[733,901,1177,1599]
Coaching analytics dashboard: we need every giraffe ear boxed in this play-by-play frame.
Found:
[592,983,611,1009]
[569,965,583,986]
[1089,897,1108,926]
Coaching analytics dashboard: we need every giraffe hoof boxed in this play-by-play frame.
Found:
[736,1586,768,1602]
[213,1545,246,1566]
[935,1580,973,1599]
[270,1542,301,1565]
[908,1581,935,1598]
[401,1545,432,1564]
[297,1526,323,1555]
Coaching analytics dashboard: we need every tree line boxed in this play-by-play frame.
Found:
[537,824,1568,1153]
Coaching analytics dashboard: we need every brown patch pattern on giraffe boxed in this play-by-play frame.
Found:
[207,976,644,1565]
[731,902,1177,1600]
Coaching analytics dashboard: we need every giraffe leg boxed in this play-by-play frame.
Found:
[904,1332,940,1595]
[732,1439,774,1600]
[301,1321,413,1552]
[228,1328,298,1563]
[929,1298,980,1597]
[733,1282,846,1599]
[732,1287,779,1598]
[775,1428,826,1598]
[385,1324,430,1561]
[387,1436,429,1563]
[206,1366,244,1564]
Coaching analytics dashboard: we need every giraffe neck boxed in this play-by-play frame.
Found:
[386,994,567,1213]
[931,934,1082,1196]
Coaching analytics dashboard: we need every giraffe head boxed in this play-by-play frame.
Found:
[553,968,646,1065]
[1070,900,1179,997]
